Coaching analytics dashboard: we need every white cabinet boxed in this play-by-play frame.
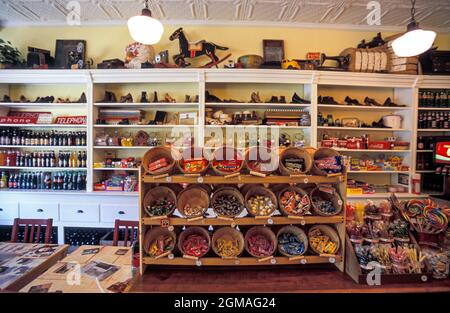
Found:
[60,203,100,223]
[19,202,59,220]
[0,202,19,221]
[100,204,138,223]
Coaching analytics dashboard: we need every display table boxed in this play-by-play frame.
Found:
[20,245,134,293]
[0,242,68,291]
[129,267,450,293]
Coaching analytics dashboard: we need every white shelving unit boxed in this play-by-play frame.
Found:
[0,69,449,243]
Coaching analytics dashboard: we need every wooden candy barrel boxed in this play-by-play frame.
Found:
[142,186,177,217]
[244,226,277,258]
[143,227,177,257]
[245,146,278,176]
[279,147,312,175]
[308,225,340,255]
[177,186,210,218]
[176,146,210,175]
[178,226,211,258]
[276,225,308,257]
[310,186,343,216]
[142,146,178,175]
[211,146,245,176]
[278,185,311,216]
[244,185,278,217]
[211,227,245,258]
[211,186,245,218]
[311,147,342,176]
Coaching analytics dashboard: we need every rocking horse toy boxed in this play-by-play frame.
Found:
[169,27,231,68]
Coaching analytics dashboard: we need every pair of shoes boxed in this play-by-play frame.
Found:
[34,96,55,103]
[383,97,405,107]
[251,92,262,103]
[77,92,87,103]
[140,92,149,103]
[266,96,287,103]
[57,97,71,103]
[185,95,200,103]
[1,95,12,103]
[345,96,363,106]
[364,97,382,106]
[120,93,133,103]
[291,93,309,104]
[19,95,30,103]
[318,96,338,105]
[99,91,117,103]
[206,91,222,103]
[164,93,176,103]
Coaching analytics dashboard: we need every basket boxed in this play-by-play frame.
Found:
[177,186,210,218]
[245,146,278,175]
[244,185,278,217]
[142,146,178,175]
[142,186,177,217]
[143,227,177,257]
[308,225,340,255]
[311,147,342,176]
[211,187,245,218]
[277,225,308,257]
[176,146,210,175]
[278,185,311,216]
[178,226,211,258]
[279,147,312,175]
[211,227,245,258]
[211,146,245,176]
[310,186,343,216]
[244,226,277,258]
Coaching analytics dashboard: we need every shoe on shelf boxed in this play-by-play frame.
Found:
[383,97,406,107]
[279,96,286,103]
[205,91,222,103]
[2,95,12,103]
[345,96,362,106]
[266,96,278,103]
[152,91,158,103]
[99,91,117,103]
[19,95,29,103]
[291,93,309,104]
[164,93,176,103]
[364,97,382,106]
[319,96,338,105]
[250,92,262,103]
[184,95,191,103]
[120,93,133,103]
[140,91,149,103]
[77,92,87,103]
[193,95,199,103]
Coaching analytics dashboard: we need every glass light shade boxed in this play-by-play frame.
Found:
[127,15,164,45]
[392,29,436,57]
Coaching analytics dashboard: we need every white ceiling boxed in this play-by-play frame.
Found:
[1,0,450,32]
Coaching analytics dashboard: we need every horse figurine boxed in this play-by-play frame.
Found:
[169,27,230,68]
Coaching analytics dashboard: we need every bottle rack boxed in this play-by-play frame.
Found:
[138,168,348,273]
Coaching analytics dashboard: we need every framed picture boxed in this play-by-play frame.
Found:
[55,40,86,69]
[263,40,285,63]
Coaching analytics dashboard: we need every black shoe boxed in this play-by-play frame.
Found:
[140,92,149,103]
[364,97,382,106]
[2,95,12,103]
[267,96,278,103]
[279,96,286,103]
[320,96,338,105]
[291,93,309,104]
[120,93,133,103]
[205,91,222,103]
[77,93,87,103]
[345,96,362,106]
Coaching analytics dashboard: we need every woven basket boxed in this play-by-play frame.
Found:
[143,227,176,257]
[308,225,340,255]
[311,147,341,176]
[211,186,245,218]
[310,186,343,216]
[277,225,308,257]
[244,226,277,258]
[142,146,179,175]
[211,146,245,176]
[278,185,311,216]
[142,186,177,217]
[279,147,312,175]
[245,146,278,175]
[176,146,210,175]
[244,185,278,217]
[211,227,245,258]
[178,226,211,258]
[177,186,210,218]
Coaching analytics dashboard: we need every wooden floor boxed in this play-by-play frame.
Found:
[129,266,450,293]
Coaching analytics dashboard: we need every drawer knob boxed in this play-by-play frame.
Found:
[77,210,84,214]
[118,211,125,215]
[36,209,44,213]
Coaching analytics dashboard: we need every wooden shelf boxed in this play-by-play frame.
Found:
[93,146,152,150]
[206,125,311,129]
[318,126,409,132]
[93,125,198,129]
[142,174,343,184]
[417,150,433,152]
[142,215,344,226]
[318,104,410,110]
[348,170,409,174]
[417,129,450,132]
[0,103,87,108]
[347,193,428,199]
[143,255,341,266]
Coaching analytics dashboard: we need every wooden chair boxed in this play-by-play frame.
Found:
[11,218,53,244]
[112,220,139,247]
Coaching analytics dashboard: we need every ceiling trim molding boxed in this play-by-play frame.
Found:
[2,18,450,33]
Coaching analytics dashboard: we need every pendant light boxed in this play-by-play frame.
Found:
[128,0,164,45]
[392,0,436,57]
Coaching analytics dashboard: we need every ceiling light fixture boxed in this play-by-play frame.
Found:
[392,0,436,57]
[128,0,164,45]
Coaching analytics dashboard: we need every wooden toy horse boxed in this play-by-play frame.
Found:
[169,27,229,67]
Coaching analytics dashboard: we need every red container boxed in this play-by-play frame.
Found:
[368,141,391,150]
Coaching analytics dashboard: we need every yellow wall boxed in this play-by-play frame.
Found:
[1,25,450,67]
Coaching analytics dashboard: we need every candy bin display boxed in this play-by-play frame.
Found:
[308,225,340,255]
[142,146,178,176]
[245,146,278,176]
[244,185,277,217]
[279,147,312,175]
[143,227,176,258]
[278,185,311,216]
[311,186,343,216]
[211,146,244,176]
[212,187,245,218]
[178,227,211,258]
[177,186,209,218]
[177,146,210,175]
[311,148,344,176]
[143,186,177,217]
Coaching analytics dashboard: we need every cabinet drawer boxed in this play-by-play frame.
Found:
[60,203,99,223]
[100,204,138,223]
[19,202,59,221]
[0,202,19,221]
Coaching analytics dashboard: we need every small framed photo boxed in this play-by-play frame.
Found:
[263,40,285,63]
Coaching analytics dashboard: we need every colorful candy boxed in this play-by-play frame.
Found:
[247,195,274,216]
[145,198,175,216]
[182,233,209,257]
[278,232,305,256]
[148,235,174,257]
[247,234,274,257]
[314,156,343,174]
[280,190,311,215]
[309,229,338,254]
[215,237,240,258]
[213,194,244,217]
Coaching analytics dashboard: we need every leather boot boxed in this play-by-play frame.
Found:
[78,92,87,103]
[194,95,199,103]
[251,92,262,103]
[2,95,12,103]
[165,93,176,103]
[120,93,133,103]
[140,91,149,103]
[279,96,286,103]
[184,95,191,103]
[152,91,158,103]
[291,93,309,104]
[266,96,278,103]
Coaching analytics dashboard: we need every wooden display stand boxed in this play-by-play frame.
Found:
[138,168,347,274]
